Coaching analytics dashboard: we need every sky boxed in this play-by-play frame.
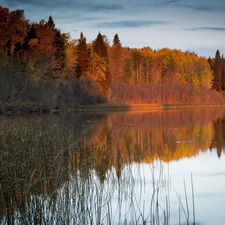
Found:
[1,0,225,57]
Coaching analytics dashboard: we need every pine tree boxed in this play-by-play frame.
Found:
[212,50,223,92]
[93,32,108,59]
[75,32,90,79]
[47,15,55,29]
[53,29,66,75]
[110,34,122,83]
[92,32,110,91]
[113,34,121,46]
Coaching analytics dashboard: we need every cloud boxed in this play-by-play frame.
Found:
[3,0,124,17]
[188,27,225,32]
[175,0,225,12]
[89,4,123,11]
[159,0,225,12]
[7,0,123,11]
[166,0,183,4]
[4,0,49,7]
[94,20,170,28]
[184,5,219,12]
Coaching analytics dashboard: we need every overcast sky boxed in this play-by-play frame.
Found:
[2,0,225,57]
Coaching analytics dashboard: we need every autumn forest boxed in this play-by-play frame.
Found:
[1,6,225,113]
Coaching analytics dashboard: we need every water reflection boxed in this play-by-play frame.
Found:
[0,108,225,224]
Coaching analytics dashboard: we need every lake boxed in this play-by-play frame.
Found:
[0,107,225,225]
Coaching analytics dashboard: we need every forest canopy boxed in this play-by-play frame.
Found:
[0,6,225,113]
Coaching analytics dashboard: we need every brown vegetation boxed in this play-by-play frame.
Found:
[0,6,225,113]
[110,82,225,104]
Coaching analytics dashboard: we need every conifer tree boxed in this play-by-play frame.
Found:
[92,32,110,91]
[212,50,223,92]
[93,32,108,59]
[75,32,90,79]
[47,15,55,29]
[110,34,122,83]
[53,29,66,76]
[113,34,121,46]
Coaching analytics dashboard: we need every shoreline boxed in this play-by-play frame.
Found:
[1,102,225,115]
[74,103,225,111]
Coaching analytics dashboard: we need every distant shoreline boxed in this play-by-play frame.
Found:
[70,103,225,112]
[2,102,225,115]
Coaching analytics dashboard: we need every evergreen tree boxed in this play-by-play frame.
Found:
[93,32,108,59]
[53,29,66,76]
[23,24,37,51]
[92,32,110,91]
[110,34,122,83]
[113,34,121,46]
[75,32,90,79]
[47,15,55,29]
[212,50,223,92]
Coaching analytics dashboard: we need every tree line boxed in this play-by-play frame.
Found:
[0,6,225,113]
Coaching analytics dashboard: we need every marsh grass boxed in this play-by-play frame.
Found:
[0,115,195,225]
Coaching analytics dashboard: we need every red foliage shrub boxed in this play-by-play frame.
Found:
[110,82,225,104]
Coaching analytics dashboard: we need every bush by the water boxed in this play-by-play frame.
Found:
[110,82,225,104]
[0,76,107,114]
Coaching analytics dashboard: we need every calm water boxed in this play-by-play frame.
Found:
[0,107,225,225]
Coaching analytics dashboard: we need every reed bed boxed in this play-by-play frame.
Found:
[0,115,195,225]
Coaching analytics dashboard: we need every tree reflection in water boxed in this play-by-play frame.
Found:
[1,108,225,224]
